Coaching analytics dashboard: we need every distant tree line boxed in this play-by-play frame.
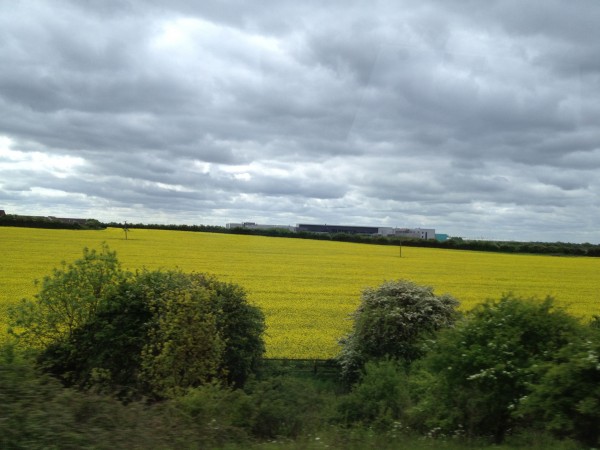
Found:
[107,221,600,257]
[3,214,598,257]
[0,214,104,230]
[103,221,226,233]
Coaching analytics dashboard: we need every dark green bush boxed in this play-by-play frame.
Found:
[411,294,587,443]
[0,343,160,449]
[170,382,252,445]
[336,359,411,431]
[515,334,600,446]
[38,278,153,398]
[14,246,265,399]
[242,376,333,439]
[139,271,224,398]
[1,343,262,449]
[197,273,266,387]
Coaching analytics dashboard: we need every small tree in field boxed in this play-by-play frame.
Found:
[337,279,459,382]
[122,221,130,240]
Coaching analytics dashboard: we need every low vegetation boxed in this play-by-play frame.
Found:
[411,295,590,443]
[10,245,264,400]
[337,280,460,383]
[3,245,599,448]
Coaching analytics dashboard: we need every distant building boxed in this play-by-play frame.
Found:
[393,228,436,240]
[297,224,436,240]
[297,224,379,235]
[226,222,296,232]
[47,216,89,225]
[0,210,5,217]
[227,221,438,240]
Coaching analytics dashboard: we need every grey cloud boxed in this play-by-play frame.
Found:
[1,0,599,242]
[558,149,600,169]
[233,175,346,200]
[536,172,590,192]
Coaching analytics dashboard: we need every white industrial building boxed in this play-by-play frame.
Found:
[228,222,436,240]
[391,228,436,240]
[226,222,296,232]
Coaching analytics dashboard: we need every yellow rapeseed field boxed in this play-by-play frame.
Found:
[2,227,600,358]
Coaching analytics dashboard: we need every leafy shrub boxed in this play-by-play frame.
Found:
[0,343,254,449]
[338,279,459,382]
[242,376,332,439]
[336,359,411,431]
[140,272,224,398]
[196,273,266,387]
[170,382,252,445]
[37,277,153,398]
[138,271,266,395]
[8,244,127,348]
[13,246,265,399]
[0,343,133,448]
[412,294,586,443]
[515,334,600,446]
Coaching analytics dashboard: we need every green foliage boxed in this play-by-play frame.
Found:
[8,245,264,398]
[0,343,254,449]
[336,360,411,431]
[139,271,266,392]
[338,279,459,382]
[31,256,265,398]
[0,343,143,449]
[0,348,95,449]
[0,341,583,449]
[0,214,105,230]
[169,382,252,445]
[413,294,586,443]
[38,275,153,398]
[8,244,127,348]
[515,334,600,446]
[242,376,332,439]
[162,375,335,441]
[140,271,224,398]
[198,273,266,386]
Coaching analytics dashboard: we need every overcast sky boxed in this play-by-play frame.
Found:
[1,1,599,242]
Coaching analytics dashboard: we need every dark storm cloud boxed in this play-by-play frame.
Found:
[1,0,599,241]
